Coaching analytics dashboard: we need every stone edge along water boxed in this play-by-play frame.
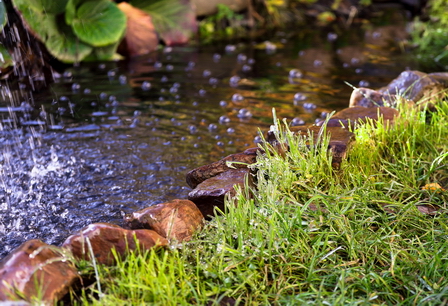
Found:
[0,70,447,304]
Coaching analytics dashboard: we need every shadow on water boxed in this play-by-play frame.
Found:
[0,20,430,258]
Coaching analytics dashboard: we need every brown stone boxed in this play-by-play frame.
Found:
[379,70,446,105]
[316,106,399,129]
[62,223,168,265]
[0,239,79,303]
[186,147,260,189]
[349,87,399,108]
[267,126,355,168]
[125,199,204,242]
[188,168,252,218]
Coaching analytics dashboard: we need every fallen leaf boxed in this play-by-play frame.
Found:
[417,204,440,215]
[422,183,446,192]
[117,2,159,57]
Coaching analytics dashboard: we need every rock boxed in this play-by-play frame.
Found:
[349,87,405,108]
[188,168,252,218]
[378,70,446,106]
[267,126,355,168]
[186,147,259,189]
[192,0,249,17]
[0,239,78,303]
[316,106,399,129]
[124,199,204,242]
[62,223,168,265]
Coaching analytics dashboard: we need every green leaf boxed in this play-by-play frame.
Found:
[0,0,7,31]
[130,0,196,45]
[15,5,92,63]
[71,0,126,47]
[0,44,14,69]
[13,0,69,15]
[65,0,83,25]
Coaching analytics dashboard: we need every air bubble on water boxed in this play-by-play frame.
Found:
[291,117,305,126]
[225,45,236,53]
[232,93,244,102]
[107,70,116,78]
[83,88,91,94]
[63,71,73,78]
[209,77,219,85]
[173,82,181,88]
[264,41,276,52]
[237,53,247,63]
[59,96,69,102]
[99,92,108,100]
[141,81,151,90]
[119,75,127,85]
[327,32,338,41]
[170,87,178,93]
[242,65,252,72]
[187,61,195,68]
[219,100,227,107]
[229,76,241,87]
[254,135,262,144]
[188,125,197,133]
[199,89,206,96]
[166,64,174,71]
[203,70,211,77]
[154,61,163,68]
[351,58,360,65]
[313,60,322,67]
[227,127,235,134]
[355,68,363,74]
[161,76,168,82]
[294,93,307,102]
[289,69,303,78]
[208,123,218,132]
[219,115,230,124]
[359,80,370,87]
[71,83,80,92]
[303,102,317,109]
[237,108,252,119]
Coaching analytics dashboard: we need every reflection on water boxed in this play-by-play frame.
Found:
[0,23,425,258]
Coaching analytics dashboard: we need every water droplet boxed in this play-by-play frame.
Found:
[219,100,228,107]
[99,92,108,100]
[254,135,262,143]
[242,65,252,72]
[209,77,219,85]
[225,45,236,53]
[119,75,127,85]
[217,141,224,146]
[203,70,211,77]
[237,53,247,63]
[107,70,116,78]
[83,88,91,94]
[213,53,221,62]
[351,58,360,65]
[359,80,369,87]
[166,64,174,71]
[71,83,80,92]
[142,81,151,90]
[199,89,206,96]
[192,101,199,106]
[161,76,168,82]
[208,123,218,131]
[188,125,197,133]
[303,102,317,109]
[355,68,363,74]
[227,127,235,134]
[154,61,163,68]
[313,60,322,67]
[169,87,178,93]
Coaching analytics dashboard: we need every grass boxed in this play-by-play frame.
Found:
[70,98,448,305]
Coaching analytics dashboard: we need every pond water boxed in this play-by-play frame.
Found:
[0,20,429,258]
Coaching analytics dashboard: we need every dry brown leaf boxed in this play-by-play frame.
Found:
[117,2,159,57]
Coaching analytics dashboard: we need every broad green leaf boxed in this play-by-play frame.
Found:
[15,5,92,63]
[71,0,126,47]
[65,0,83,25]
[13,0,69,15]
[0,0,7,31]
[130,0,196,45]
[0,44,14,69]
[84,41,122,61]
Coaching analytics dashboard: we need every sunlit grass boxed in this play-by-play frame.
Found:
[72,98,448,305]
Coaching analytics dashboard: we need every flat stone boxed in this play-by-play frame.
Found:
[316,106,399,129]
[0,239,79,303]
[62,223,168,265]
[188,168,252,218]
[267,126,355,168]
[186,147,259,189]
[379,70,446,105]
[124,199,204,242]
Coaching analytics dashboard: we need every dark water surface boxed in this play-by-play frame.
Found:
[0,23,426,258]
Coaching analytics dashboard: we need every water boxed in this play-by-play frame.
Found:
[0,22,428,259]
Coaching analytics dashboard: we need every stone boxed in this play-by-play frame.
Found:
[186,147,260,189]
[378,70,446,105]
[267,126,355,168]
[316,106,399,129]
[62,223,168,266]
[124,199,204,242]
[0,239,79,303]
[188,168,252,218]
[191,0,249,17]
[349,87,404,108]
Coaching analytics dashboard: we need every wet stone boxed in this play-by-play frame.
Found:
[186,147,260,189]
[316,106,399,129]
[188,168,253,218]
[267,126,355,168]
[0,239,79,303]
[62,223,168,266]
[378,70,446,105]
[349,87,403,108]
[124,199,204,242]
